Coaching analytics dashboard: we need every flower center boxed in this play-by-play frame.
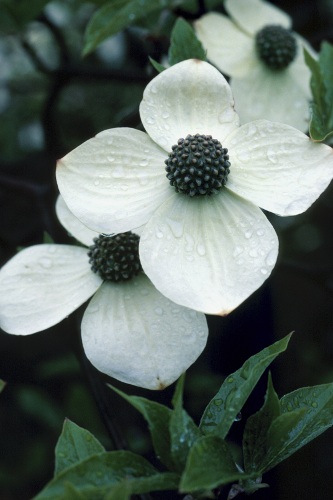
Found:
[165,134,230,197]
[255,25,297,70]
[88,232,142,282]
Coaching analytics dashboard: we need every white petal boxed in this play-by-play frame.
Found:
[56,128,173,234]
[81,275,208,390]
[0,245,102,335]
[225,120,333,216]
[56,195,98,246]
[194,13,257,78]
[139,192,278,315]
[230,61,310,131]
[140,59,240,151]
[225,0,291,36]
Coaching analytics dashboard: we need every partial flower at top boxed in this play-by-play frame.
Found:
[0,196,208,390]
[56,59,333,316]
[194,0,314,131]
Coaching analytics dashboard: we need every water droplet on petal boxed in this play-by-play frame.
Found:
[256,228,265,236]
[260,267,268,275]
[155,307,163,315]
[140,159,148,167]
[166,218,183,238]
[196,243,206,256]
[146,116,155,124]
[244,229,252,239]
[265,249,276,267]
[40,257,52,269]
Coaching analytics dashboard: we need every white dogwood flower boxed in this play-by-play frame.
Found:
[195,0,314,131]
[0,196,208,390]
[56,59,333,315]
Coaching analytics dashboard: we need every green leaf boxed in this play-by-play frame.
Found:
[55,419,105,475]
[180,435,253,492]
[105,481,131,500]
[108,384,175,470]
[262,382,333,472]
[168,18,206,66]
[83,0,185,56]
[0,380,6,393]
[243,373,281,474]
[149,56,166,73]
[35,451,179,499]
[304,43,333,141]
[169,375,202,472]
[200,334,292,438]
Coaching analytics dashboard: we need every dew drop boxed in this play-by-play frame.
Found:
[94,179,100,186]
[146,116,155,125]
[166,218,183,238]
[155,227,163,239]
[311,401,318,408]
[244,229,252,239]
[40,257,52,269]
[140,159,148,167]
[256,228,265,236]
[214,398,223,406]
[162,111,169,119]
[233,245,244,257]
[196,243,206,256]
[155,307,163,316]
[107,155,115,163]
[265,249,276,267]
[260,267,268,275]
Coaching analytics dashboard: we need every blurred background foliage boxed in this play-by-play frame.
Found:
[0,0,333,498]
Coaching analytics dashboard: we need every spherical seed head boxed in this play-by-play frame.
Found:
[88,232,142,282]
[255,24,297,70]
[165,134,230,197]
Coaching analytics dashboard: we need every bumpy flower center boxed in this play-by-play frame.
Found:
[165,134,230,196]
[255,25,297,70]
[88,232,142,282]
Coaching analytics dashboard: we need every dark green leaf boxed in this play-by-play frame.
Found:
[0,380,6,393]
[0,0,49,32]
[108,384,175,470]
[169,375,202,472]
[262,382,333,472]
[304,43,333,141]
[105,481,131,500]
[36,450,179,499]
[243,373,280,474]
[180,435,253,492]
[55,419,105,475]
[168,18,206,66]
[83,0,185,56]
[149,56,166,73]
[200,334,292,438]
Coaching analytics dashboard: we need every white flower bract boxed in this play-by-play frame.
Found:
[0,196,208,390]
[194,0,314,131]
[56,59,333,316]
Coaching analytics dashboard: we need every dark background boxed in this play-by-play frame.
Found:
[0,0,332,498]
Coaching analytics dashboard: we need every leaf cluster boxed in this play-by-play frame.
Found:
[304,42,333,142]
[33,334,333,499]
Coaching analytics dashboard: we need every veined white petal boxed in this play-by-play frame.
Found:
[81,275,208,390]
[0,245,101,335]
[225,0,291,36]
[56,128,173,234]
[139,192,278,315]
[230,62,310,131]
[56,195,98,247]
[140,59,239,151]
[225,120,333,216]
[195,13,257,78]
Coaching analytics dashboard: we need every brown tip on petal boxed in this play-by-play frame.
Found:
[218,309,232,317]
[156,378,166,390]
[193,59,204,64]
